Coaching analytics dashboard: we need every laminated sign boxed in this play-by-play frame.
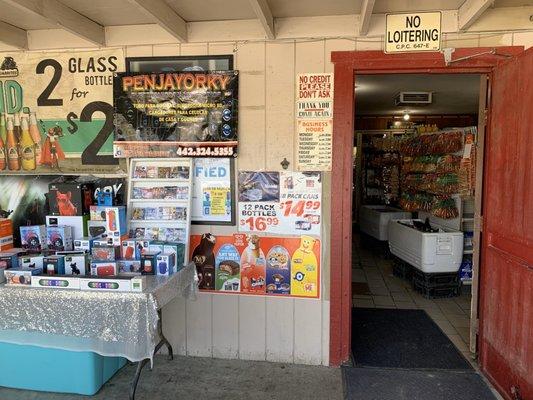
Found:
[0,49,126,175]
[385,12,441,53]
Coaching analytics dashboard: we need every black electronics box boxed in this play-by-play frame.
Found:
[49,181,94,216]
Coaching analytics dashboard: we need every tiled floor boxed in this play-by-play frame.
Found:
[352,239,474,363]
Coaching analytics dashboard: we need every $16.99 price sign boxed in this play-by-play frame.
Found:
[238,171,322,236]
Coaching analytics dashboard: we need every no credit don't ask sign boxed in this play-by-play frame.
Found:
[385,12,441,53]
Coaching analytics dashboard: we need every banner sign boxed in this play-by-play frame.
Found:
[296,73,333,171]
[0,49,126,175]
[190,233,320,298]
[192,158,234,225]
[113,71,239,158]
[385,12,441,53]
[238,171,321,236]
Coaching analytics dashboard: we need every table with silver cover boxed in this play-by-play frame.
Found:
[0,262,198,399]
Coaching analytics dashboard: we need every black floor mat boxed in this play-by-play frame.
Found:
[352,308,472,370]
[343,368,496,400]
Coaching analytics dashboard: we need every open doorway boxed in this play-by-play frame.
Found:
[350,72,484,369]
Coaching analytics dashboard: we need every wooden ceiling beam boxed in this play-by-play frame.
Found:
[128,0,188,42]
[0,21,27,48]
[248,0,275,40]
[458,0,494,30]
[359,0,375,36]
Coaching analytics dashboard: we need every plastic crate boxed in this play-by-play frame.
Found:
[412,268,460,287]
[412,279,461,299]
[392,258,413,280]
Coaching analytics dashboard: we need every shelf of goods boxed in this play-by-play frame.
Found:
[127,158,193,264]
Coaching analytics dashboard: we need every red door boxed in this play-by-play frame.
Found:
[480,47,533,399]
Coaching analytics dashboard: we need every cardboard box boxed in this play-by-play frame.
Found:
[91,245,120,261]
[105,207,127,245]
[64,253,88,275]
[87,220,107,239]
[46,215,89,239]
[20,225,47,251]
[31,275,80,290]
[73,237,94,252]
[156,253,176,276]
[0,219,13,237]
[80,277,131,292]
[0,252,20,269]
[89,205,107,221]
[118,260,142,275]
[18,255,44,270]
[121,240,138,260]
[4,268,43,285]
[163,242,186,269]
[43,255,65,275]
[148,241,165,254]
[90,261,118,277]
[48,182,93,216]
[0,235,14,251]
[140,252,159,275]
[46,226,73,251]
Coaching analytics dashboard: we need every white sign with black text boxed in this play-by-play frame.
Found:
[385,12,441,53]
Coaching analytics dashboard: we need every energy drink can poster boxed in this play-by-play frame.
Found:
[190,233,320,298]
[113,71,238,158]
[0,49,126,175]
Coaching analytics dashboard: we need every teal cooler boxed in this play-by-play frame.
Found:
[0,342,126,395]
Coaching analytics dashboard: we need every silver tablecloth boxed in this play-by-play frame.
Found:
[0,262,198,362]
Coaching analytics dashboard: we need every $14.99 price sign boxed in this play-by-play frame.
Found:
[238,171,322,236]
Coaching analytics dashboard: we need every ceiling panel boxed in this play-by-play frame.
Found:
[268,0,361,18]
[355,74,480,115]
[165,0,256,21]
[0,1,57,30]
[374,0,466,13]
[59,0,155,25]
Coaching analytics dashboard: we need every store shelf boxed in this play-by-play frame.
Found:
[129,199,189,203]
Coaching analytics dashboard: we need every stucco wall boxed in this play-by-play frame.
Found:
[1,17,531,365]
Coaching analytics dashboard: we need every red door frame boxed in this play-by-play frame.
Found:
[328,47,524,367]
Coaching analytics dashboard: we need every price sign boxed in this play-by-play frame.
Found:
[238,171,322,236]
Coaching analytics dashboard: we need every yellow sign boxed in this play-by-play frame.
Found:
[385,12,441,54]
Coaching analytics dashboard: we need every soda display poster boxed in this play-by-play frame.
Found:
[191,158,235,225]
[0,49,126,175]
[113,71,238,158]
[190,233,321,298]
[238,171,322,236]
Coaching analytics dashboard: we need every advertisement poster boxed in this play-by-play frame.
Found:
[296,73,333,172]
[113,71,238,158]
[0,49,126,175]
[190,233,320,298]
[238,171,321,236]
[191,158,234,224]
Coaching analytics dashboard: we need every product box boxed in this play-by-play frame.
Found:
[90,261,118,277]
[148,241,165,254]
[48,182,94,216]
[130,276,146,292]
[46,225,73,251]
[140,252,160,275]
[89,205,107,221]
[91,245,120,261]
[46,215,89,239]
[163,242,186,270]
[43,255,65,275]
[73,237,94,252]
[92,237,114,247]
[117,260,142,275]
[20,225,47,251]
[0,251,21,269]
[0,235,14,251]
[18,255,44,270]
[31,275,81,290]
[156,253,176,276]
[121,240,138,260]
[0,218,13,237]
[4,268,43,285]
[79,277,131,292]
[87,220,107,239]
[105,207,127,245]
[64,253,88,275]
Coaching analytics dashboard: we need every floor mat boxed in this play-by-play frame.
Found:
[343,368,496,400]
[352,308,472,370]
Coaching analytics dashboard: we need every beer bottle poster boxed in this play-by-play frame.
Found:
[0,49,126,175]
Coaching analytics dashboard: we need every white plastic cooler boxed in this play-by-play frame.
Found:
[359,205,412,241]
[388,219,464,273]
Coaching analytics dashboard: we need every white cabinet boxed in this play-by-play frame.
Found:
[359,205,412,241]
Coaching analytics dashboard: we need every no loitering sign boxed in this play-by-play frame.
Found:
[385,12,441,53]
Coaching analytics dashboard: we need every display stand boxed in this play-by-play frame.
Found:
[127,158,193,264]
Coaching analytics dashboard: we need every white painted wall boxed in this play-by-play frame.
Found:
[1,10,531,365]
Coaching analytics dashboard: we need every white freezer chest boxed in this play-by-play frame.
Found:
[388,219,464,273]
[359,205,412,241]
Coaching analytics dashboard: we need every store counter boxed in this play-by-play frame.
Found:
[0,262,198,398]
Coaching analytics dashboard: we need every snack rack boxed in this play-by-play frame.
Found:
[127,158,193,264]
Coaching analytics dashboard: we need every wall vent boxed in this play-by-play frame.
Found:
[395,92,432,105]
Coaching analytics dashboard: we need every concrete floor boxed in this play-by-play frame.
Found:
[0,356,344,400]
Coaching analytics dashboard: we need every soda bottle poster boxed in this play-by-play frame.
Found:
[190,233,320,298]
[0,49,126,175]
[113,71,238,158]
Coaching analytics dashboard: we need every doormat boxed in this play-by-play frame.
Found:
[352,308,472,370]
[342,368,496,400]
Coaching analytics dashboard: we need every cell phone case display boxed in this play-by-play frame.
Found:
[127,158,193,265]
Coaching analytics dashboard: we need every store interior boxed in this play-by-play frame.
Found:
[351,73,482,366]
